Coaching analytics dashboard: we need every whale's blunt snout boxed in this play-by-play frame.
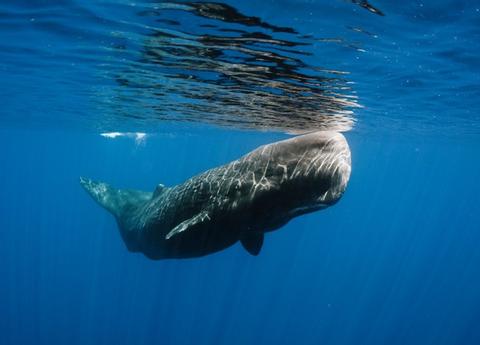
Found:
[321,132,351,203]
[299,131,351,204]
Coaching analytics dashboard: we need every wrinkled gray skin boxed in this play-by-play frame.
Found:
[80,131,351,260]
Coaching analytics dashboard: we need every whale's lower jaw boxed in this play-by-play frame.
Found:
[289,203,329,217]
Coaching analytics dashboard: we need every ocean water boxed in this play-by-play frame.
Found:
[1,1,480,344]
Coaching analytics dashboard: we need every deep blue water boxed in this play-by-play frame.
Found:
[1,1,480,345]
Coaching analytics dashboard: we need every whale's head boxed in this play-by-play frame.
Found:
[287,131,351,210]
[249,131,351,230]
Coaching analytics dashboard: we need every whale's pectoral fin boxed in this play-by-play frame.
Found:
[165,211,211,240]
[241,233,264,256]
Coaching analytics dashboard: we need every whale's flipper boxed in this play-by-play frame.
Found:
[241,233,264,256]
[165,211,211,240]
[80,177,152,219]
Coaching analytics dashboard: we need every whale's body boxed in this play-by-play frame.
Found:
[80,131,351,259]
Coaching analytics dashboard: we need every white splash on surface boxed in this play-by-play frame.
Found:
[100,132,148,145]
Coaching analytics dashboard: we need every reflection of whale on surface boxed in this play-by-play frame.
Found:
[110,2,361,133]
[80,131,351,259]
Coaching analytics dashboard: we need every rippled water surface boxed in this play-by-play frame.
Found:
[2,0,479,134]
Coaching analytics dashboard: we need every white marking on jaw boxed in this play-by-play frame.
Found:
[318,190,329,202]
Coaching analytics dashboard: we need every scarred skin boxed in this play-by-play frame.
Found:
[80,131,351,260]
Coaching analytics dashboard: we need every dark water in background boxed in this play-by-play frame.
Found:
[1,1,480,344]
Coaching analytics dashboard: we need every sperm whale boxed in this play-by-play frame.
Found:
[80,131,351,259]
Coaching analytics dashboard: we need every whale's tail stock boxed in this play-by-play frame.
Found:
[79,177,152,219]
[80,177,155,253]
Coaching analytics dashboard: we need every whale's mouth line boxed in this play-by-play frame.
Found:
[288,203,329,218]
